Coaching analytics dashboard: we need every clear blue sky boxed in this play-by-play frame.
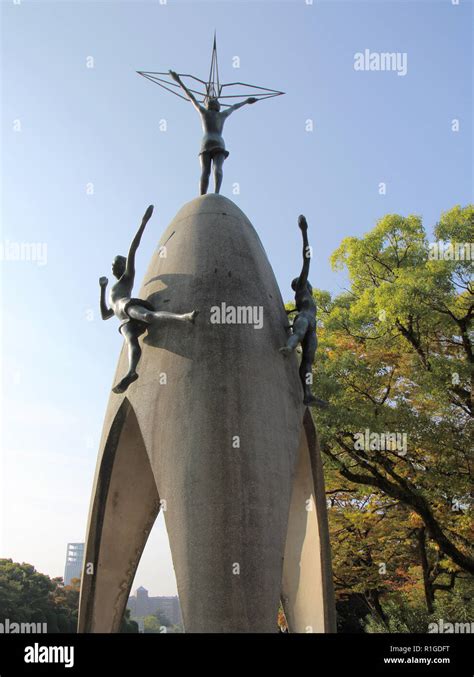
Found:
[1,0,472,595]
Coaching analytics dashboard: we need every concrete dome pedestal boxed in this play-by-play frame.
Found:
[78,194,336,633]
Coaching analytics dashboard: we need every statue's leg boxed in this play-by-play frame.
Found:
[112,323,142,394]
[127,305,198,324]
[280,314,308,355]
[154,310,198,322]
[213,153,225,194]
[200,154,211,195]
[300,330,317,405]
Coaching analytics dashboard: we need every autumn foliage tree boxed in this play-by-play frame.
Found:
[295,205,473,629]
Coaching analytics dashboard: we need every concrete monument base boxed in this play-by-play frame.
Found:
[78,194,336,633]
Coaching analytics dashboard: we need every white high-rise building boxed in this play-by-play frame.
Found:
[64,543,84,585]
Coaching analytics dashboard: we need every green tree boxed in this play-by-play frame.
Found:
[0,560,78,631]
[143,614,164,633]
[291,205,473,627]
[153,610,171,628]
[0,560,137,632]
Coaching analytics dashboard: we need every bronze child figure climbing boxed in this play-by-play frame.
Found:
[280,215,326,407]
[99,205,198,394]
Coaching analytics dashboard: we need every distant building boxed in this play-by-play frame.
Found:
[64,543,84,585]
[127,586,182,626]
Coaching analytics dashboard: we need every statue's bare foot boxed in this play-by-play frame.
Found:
[112,372,139,394]
[187,310,199,323]
[279,346,293,356]
[304,395,328,408]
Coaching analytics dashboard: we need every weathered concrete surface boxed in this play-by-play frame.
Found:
[79,401,160,632]
[78,194,335,633]
[281,410,336,632]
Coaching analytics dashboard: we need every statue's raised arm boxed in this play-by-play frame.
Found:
[295,215,311,290]
[169,70,205,113]
[222,97,258,118]
[124,204,154,281]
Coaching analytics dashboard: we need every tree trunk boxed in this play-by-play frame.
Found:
[417,527,435,614]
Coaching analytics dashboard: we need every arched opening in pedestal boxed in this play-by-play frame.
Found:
[78,398,163,632]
